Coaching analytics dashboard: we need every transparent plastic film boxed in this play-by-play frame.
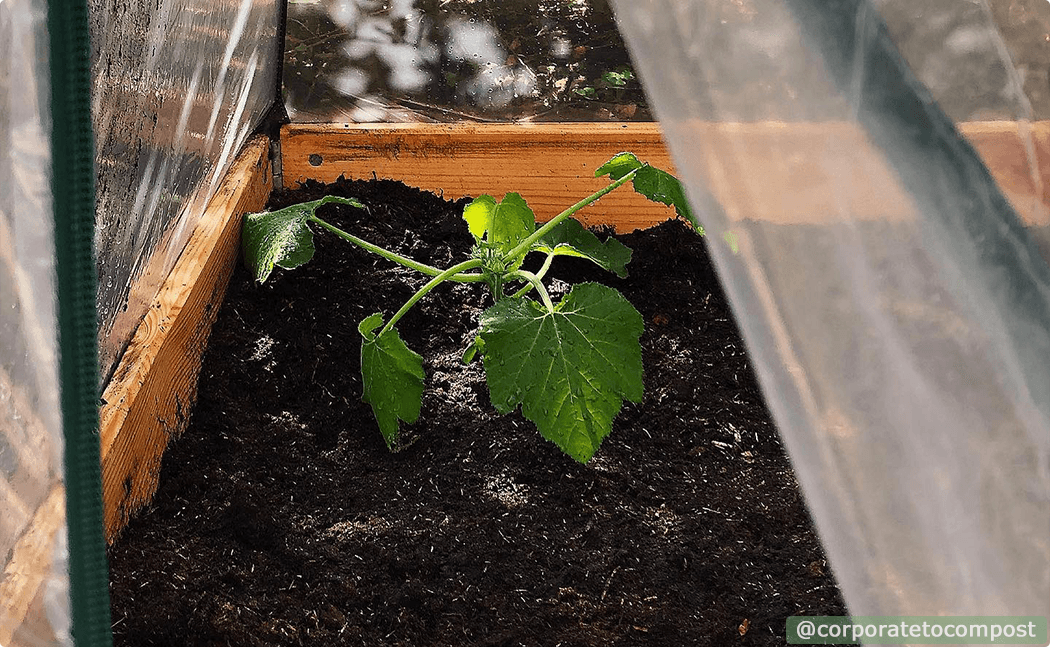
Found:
[613,0,1049,619]
[90,0,281,382]
[283,0,648,123]
[1,0,71,644]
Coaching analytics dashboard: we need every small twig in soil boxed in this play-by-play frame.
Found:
[599,566,620,604]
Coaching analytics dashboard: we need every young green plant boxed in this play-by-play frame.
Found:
[242,153,697,463]
[574,66,636,101]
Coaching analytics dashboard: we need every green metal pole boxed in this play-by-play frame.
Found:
[47,0,114,643]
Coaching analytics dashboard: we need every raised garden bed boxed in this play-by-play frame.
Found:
[94,121,1050,646]
[107,173,848,646]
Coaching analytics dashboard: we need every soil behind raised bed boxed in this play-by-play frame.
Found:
[108,178,849,646]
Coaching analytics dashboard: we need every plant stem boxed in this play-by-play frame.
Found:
[534,251,556,281]
[511,251,555,299]
[506,168,639,261]
[381,258,484,336]
[311,216,486,283]
[508,270,555,313]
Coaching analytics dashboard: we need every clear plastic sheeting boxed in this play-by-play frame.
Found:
[284,0,648,123]
[876,0,1048,122]
[90,0,281,382]
[0,0,71,645]
[613,0,1049,623]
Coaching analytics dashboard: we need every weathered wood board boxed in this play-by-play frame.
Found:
[98,135,272,543]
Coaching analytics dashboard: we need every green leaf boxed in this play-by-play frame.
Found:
[595,154,700,232]
[533,218,632,278]
[595,152,643,181]
[602,68,633,87]
[359,314,425,449]
[723,230,739,254]
[492,193,536,253]
[462,193,536,255]
[479,283,644,463]
[633,165,698,229]
[242,195,364,283]
[462,194,496,240]
[461,335,484,364]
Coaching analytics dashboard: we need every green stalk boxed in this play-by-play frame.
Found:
[506,168,639,261]
[312,216,486,283]
[511,251,555,299]
[508,270,555,313]
[492,273,503,301]
[381,258,484,336]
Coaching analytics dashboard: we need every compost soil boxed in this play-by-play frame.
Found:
[108,178,849,646]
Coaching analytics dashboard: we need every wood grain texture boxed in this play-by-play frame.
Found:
[0,370,58,646]
[0,484,64,647]
[0,369,53,557]
[281,121,1050,228]
[0,476,31,554]
[962,120,1050,227]
[0,221,54,488]
[98,135,272,543]
[281,123,678,231]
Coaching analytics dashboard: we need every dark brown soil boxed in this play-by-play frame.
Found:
[107,178,849,646]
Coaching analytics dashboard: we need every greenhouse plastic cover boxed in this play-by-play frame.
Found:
[3,0,1049,644]
[2,0,281,643]
[1,0,69,645]
[90,0,281,382]
[612,0,1049,623]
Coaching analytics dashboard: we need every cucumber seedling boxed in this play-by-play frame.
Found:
[242,153,697,462]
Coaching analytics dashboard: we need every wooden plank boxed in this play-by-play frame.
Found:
[281,123,678,231]
[0,369,56,578]
[0,369,52,502]
[98,135,272,543]
[679,120,1050,225]
[281,121,1050,228]
[8,583,58,647]
[0,224,55,486]
[0,484,64,647]
[961,120,1050,227]
[673,120,913,224]
[97,137,264,380]
[0,475,32,554]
